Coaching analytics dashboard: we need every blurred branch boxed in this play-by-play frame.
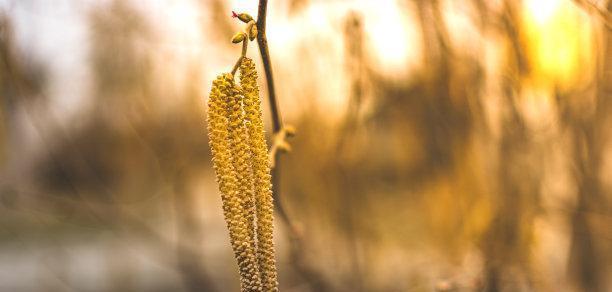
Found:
[573,0,612,30]
[561,3,612,289]
[330,12,366,291]
[335,12,365,156]
[431,0,454,56]
[480,2,539,291]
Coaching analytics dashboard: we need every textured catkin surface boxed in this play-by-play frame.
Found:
[207,73,262,292]
[240,57,278,292]
[225,79,263,291]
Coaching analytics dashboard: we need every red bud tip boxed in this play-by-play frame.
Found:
[231,11,238,18]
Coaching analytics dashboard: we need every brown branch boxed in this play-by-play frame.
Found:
[256,0,282,133]
[254,2,332,291]
[255,0,296,235]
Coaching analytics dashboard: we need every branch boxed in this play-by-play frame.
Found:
[255,0,296,234]
[254,2,332,290]
[256,0,283,133]
[573,0,612,30]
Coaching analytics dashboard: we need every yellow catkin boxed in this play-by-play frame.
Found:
[207,73,261,292]
[226,80,262,291]
[239,57,278,292]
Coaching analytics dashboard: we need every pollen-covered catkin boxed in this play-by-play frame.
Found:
[225,81,262,291]
[240,57,279,292]
[207,73,261,292]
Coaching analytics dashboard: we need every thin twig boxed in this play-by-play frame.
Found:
[255,0,296,235]
[254,2,332,291]
[231,37,248,75]
[256,0,282,134]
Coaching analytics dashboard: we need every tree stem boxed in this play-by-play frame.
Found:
[256,0,283,133]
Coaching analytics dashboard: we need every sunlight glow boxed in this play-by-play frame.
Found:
[523,0,593,90]
[362,0,414,73]
[525,0,562,25]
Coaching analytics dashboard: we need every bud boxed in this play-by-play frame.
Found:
[249,25,258,41]
[232,32,246,43]
[284,125,296,137]
[232,11,253,23]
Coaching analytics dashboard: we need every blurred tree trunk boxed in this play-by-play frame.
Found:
[332,12,366,292]
[481,1,540,291]
[565,2,612,291]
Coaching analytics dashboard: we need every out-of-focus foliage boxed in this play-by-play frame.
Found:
[0,0,610,291]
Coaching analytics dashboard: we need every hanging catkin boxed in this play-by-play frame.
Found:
[207,73,262,292]
[206,11,279,291]
[240,57,278,292]
[225,79,262,291]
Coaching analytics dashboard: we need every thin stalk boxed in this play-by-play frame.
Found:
[231,34,249,76]
[254,2,332,291]
[255,0,296,235]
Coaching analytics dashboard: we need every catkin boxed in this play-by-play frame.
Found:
[239,57,278,292]
[207,56,279,292]
[207,73,262,292]
[225,81,262,291]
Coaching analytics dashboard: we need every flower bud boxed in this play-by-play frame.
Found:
[232,32,246,44]
[232,11,253,23]
[249,25,258,41]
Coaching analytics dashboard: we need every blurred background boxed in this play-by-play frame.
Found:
[0,0,611,291]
